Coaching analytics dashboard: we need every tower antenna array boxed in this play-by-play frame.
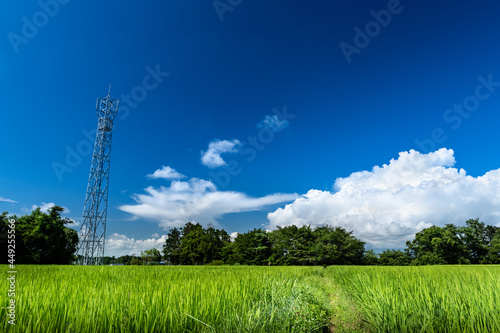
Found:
[77,89,119,265]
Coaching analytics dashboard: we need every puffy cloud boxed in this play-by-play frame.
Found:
[119,178,298,230]
[268,148,500,249]
[257,114,289,132]
[0,197,17,203]
[66,218,80,228]
[147,166,186,180]
[201,139,241,168]
[105,233,168,257]
[31,202,70,214]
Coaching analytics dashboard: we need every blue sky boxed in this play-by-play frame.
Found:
[2,0,500,255]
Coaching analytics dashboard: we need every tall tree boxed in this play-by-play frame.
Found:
[163,227,182,265]
[180,223,206,265]
[204,226,231,264]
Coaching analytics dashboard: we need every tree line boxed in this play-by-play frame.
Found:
[161,222,366,266]
[1,205,499,265]
[160,219,500,266]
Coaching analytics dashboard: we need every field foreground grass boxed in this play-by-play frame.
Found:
[1,265,499,332]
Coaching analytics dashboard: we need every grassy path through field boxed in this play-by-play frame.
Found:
[301,272,368,332]
[318,266,500,333]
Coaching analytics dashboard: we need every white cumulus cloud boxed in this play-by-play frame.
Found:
[267,148,500,249]
[31,202,70,214]
[119,177,298,230]
[257,114,289,132]
[66,218,80,228]
[201,139,241,168]
[105,233,168,257]
[147,166,186,180]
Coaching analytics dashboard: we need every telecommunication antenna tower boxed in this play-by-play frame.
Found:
[78,87,119,265]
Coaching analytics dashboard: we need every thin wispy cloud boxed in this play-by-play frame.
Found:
[257,114,289,132]
[201,139,241,168]
[119,177,298,230]
[0,197,17,203]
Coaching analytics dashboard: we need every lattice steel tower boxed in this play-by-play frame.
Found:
[78,88,119,265]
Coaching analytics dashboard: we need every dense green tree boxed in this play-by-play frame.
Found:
[268,225,364,265]
[101,256,117,265]
[406,224,469,265]
[293,225,316,265]
[142,248,162,264]
[269,225,315,265]
[312,226,365,265]
[363,249,379,265]
[0,212,10,264]
[0,211,7,224]
[130,257,143,265]
[163,227,182,264]
[461,219,499,264]
[181,222,197,238]
[412,252,447,265]
[378,249,410,266]
[405,221,500,265]
[220,240,238,264]
[489,231,500,264]
[204,226,231,264]
[180,223,206,264]
[116,255,134,265]
[159,220,500,267]
[0,206,78,264]
[232,229,272,265]
[177,223,232,265]
[404,226,434,265]
[440,224,470,264]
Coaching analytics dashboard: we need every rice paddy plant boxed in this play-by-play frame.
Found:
[0,265,332,333]
[2,265,499,332]
[326,265,500,333]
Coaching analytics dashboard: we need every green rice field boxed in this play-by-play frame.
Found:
[1,265,499,332]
